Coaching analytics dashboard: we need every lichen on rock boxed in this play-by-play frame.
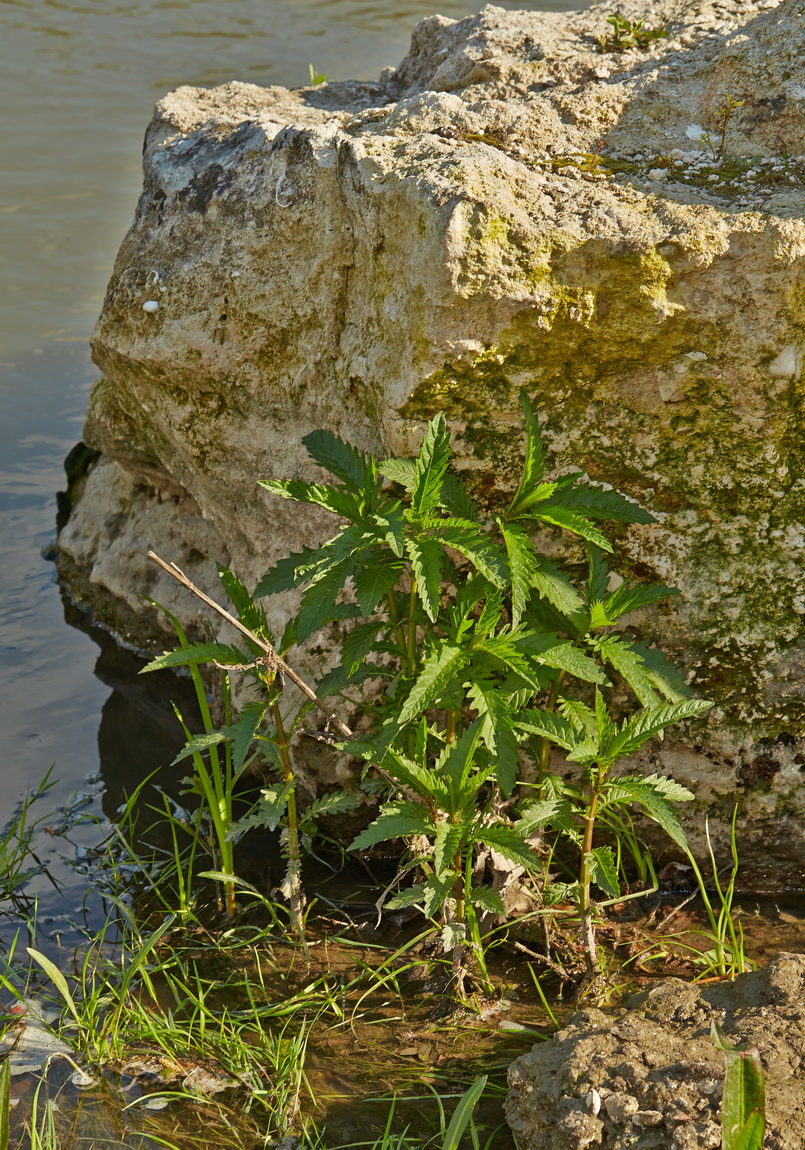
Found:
[58,0,805,877]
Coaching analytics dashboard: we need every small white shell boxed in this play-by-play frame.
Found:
[584,1088,602,1116]
[142,300,159,313]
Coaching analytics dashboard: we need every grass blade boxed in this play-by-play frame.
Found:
[442,1075,487,1150]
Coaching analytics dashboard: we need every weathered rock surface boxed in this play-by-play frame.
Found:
[58,0,805,873]
[506,952,805,1149]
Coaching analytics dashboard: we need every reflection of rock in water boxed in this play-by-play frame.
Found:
[62,592,200,822]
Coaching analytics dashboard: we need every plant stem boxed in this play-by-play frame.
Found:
[272,702,305,926]
[406,578,418,677]
[579,769,602,971]
[386,588,408,665]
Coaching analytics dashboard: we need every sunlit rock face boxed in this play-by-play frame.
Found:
[59,0,805,877]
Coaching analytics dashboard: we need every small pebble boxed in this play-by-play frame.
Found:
[142,300,159,312]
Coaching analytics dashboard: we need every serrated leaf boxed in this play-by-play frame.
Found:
[141,641,251,674]
[514,707,583,752]
[587,544,611,604]
[630,642,691,702]
[435,717,486,801]
[515,796,574,835]
[467,681,520,797]
[469,886,506,914]
[228,781,294,838]
[386,885,426,909]
[519,632,609,685]
[349,802,433,850]
[546,483,654,524]
[229,700,269,774]
[499,521,538,628]
[296,557,355,642]
[440,472,478,519]
[604,580,678,622]
[605,698,713,761]
[528,504,612,551]
[412,413,452,516]
[558,697,598,739]
[379,457,417,491]
[588,846,619,897]
[441,921,466,953]
[315,659,387,701]
[171,730,230,766]
[423,874,455,917]
[507,390,546,517]
[340,620,385,674]
[302,428,374,490]
[397,644,471,726]
[257,479,361,522]
[218,566,272,643]
[641,773,695,802]
[303,791,360,823]
[406,535,444,622]
[477,824,540,871]
[253,546,322,597]
[371,507,406,557]
[605,776,690,849]
[434,822,463,880]
[593,636,660,707]
[437,522,508,587]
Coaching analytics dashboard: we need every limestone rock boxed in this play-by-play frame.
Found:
[506,953,805,1149]
[58,0,805,873]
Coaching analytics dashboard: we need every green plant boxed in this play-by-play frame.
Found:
[712,1021,765,1150]
[682,809,752,979]
[701,94,746,161]
[254,393,710,980]
[141,574,358,925]
[0,769,58,911]
[596,13,667,52]
[308,64,327,86]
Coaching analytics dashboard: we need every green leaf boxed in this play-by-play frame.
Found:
[606,698,713,761]
[436,522,508,587]
[587,846,619,897]
[433,822,463,880]
[712,1021,766,1150]
[386,885,426,909]
[302,791,361,823]
[440,473,478,520]
[641,773,695,802]
[218,566,272,642]
[603,580,678,621]
[558,697,598,739]
[593,635,660,707]
[519,632,609,685]
[467,681,521,797]
[587,545,610,603]
[140,641,250,674]
[507,390,546,517]
[340,620,385,674]
[0,1053,10,1150]
[405,535,444,622]
[528,504,612,551]
[302,428,374,490]
[253,546,322,597]
[378,457,416,491]
[349,802,433,850]
[630,641,691,702]
[228,781,293,838]
[229,700,269,775]
[516,796,574,835]
[412,413,452,515]
[397,644,471,726]
[477,824,540,871]
[499,521,539,628]
[469,886,506,914]
[371,508,407,557]
[26,948,82,1029]
[436,717,486,802]
[296,556,355,642]
[442,1076,488,1150]
[606,776,690,849]
[423,874,455,917]
[546,483,654,525]
[514,708,582,752]
[315,660,386,701]
[257,479,360,521]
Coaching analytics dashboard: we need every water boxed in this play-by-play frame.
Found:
[1,0,584,917]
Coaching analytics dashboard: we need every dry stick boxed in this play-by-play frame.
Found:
[148,551,354,739]
[147,550,409,797]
